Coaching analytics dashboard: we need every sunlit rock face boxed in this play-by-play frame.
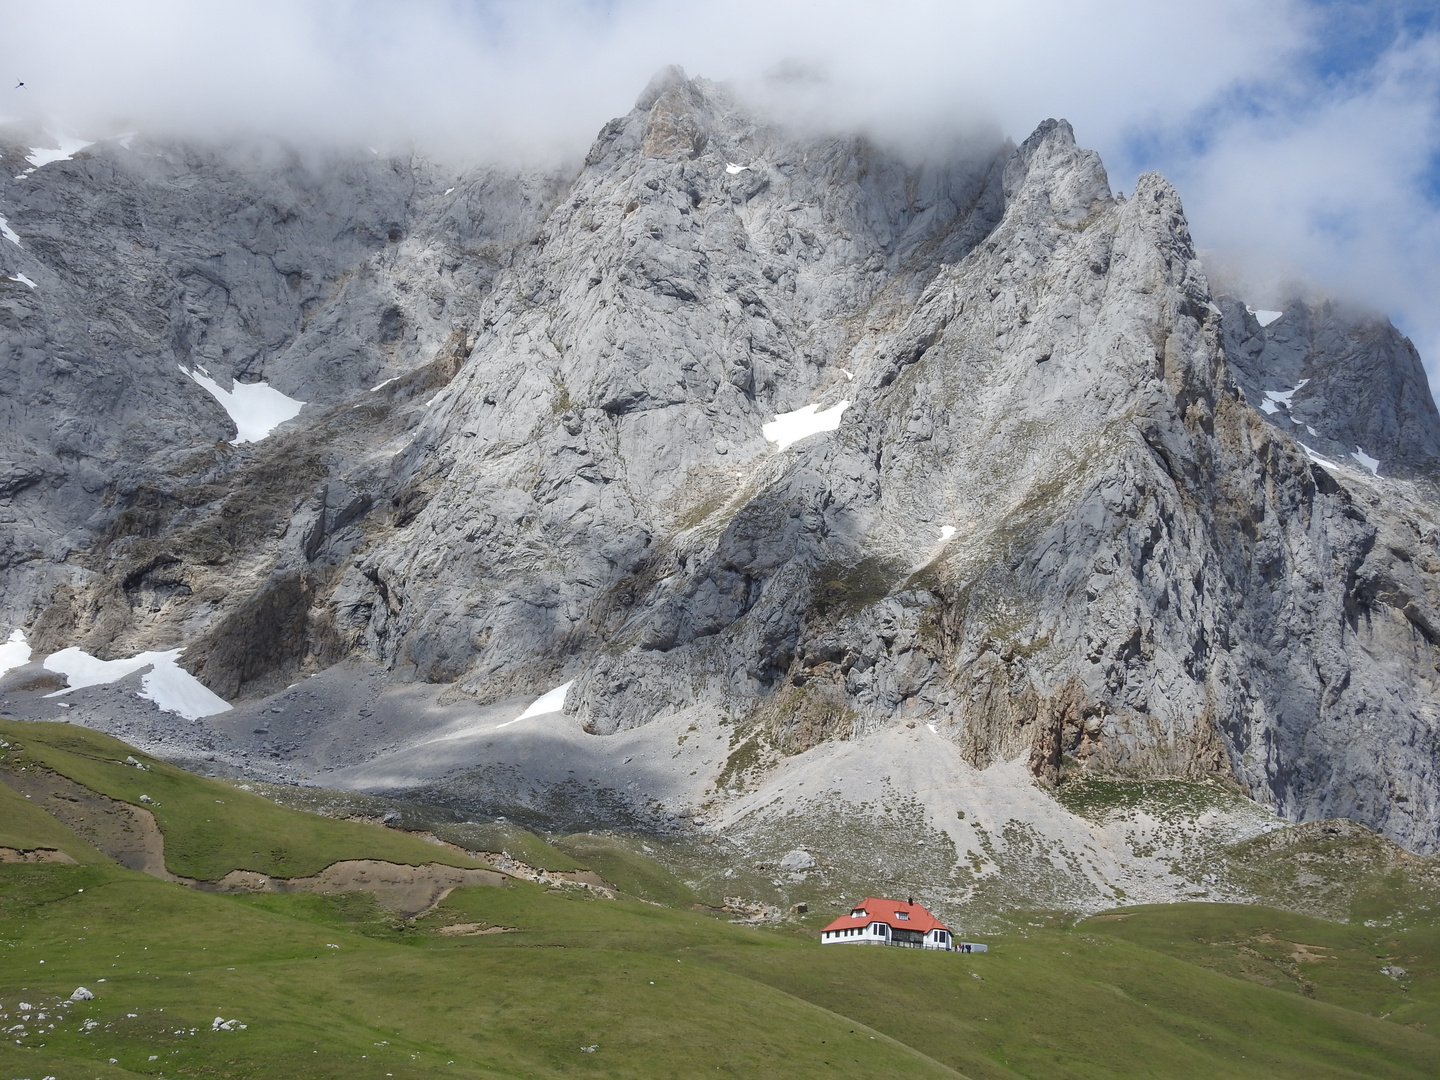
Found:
[3,72,1440,854]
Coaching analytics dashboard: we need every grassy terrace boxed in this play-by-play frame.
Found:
[0,719,1437,1078]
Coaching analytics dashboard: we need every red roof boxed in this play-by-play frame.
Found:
[821,897,949,934]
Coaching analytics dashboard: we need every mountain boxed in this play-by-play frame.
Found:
[3,67,1440,913]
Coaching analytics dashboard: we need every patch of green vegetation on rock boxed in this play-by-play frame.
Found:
[755,682,857,756]
[1055,777,1253,822]
[676,486,735,532]
[809,555,906,618]
[715,725,770,792]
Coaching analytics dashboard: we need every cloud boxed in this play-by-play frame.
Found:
[2,0,1437,376]
[1162,24,1440,376]
[0,0,1306,154]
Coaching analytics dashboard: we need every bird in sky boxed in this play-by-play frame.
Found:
[14,80,24,89]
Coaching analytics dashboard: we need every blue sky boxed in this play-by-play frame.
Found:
[2,0,1438,375]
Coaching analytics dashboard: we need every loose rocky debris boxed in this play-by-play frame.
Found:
[437,922,517,936]
[198,860,508,919]
[468,849,612,896]
[721,896,782,924]
[0,846,75,863]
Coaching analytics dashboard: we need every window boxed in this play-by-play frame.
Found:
[895,911,909,921]
[851,908,867,918]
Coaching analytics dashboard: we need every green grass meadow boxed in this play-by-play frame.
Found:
[2,719,1438,1078]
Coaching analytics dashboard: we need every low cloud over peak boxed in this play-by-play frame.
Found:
[3,0,1438,379]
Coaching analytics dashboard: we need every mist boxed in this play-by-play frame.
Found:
[3,0,1438,379]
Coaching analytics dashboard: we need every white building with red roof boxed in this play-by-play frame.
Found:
[820,897,982,952]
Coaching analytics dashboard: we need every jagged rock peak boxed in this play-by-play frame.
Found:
[634,64,691,111]
[1002,117,1112,225]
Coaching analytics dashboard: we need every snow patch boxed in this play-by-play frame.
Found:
[0,214,20,246]
[725,162,750,174]
[25,134,93,170]
[1351,446,1381,476]
[443,187,455,195]
[139,654,233,720]
[0,629,32,678]
[181,367,304,443]
[938,525,956,542]
[839,369,855,381]
[494,681,574,728]
[43,647,230,720]
[1299,443,1345,472]
[763,401,851,451]
[11,272,36,288]
[369,377,398,392]
[1246,305,1284,327]
[1259,379,1307,415]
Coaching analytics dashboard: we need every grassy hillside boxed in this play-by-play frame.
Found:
[2,860,1438,1080]
[1,719,1438,1078]
[552,832,703,907]
[1081,904,1440,1032]
[0,719,487,879]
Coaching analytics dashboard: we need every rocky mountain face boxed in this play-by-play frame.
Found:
[4,69,1440,861]
[0,132,563,639]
